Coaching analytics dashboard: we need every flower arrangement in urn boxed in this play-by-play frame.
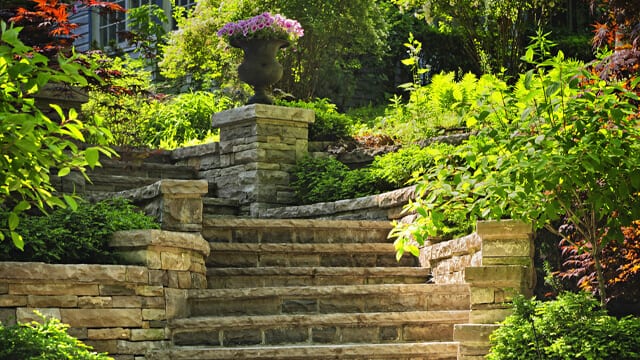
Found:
[217,12,304,104]
[217,12,304,44]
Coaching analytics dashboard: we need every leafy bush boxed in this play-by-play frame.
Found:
[0,312,112,359]
[369,143,456,188]
[277,98,355,141]
[488,292,640,360]
[0,198,159,264]
[291,156,379,204]
[141,90,234,148]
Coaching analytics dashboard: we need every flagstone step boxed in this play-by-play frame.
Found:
[146,342,459,360]
[206,266,432,288]
[206,242,417,268]
[186,284,469,317]
[170,310,469,346]
[202,218,393,244]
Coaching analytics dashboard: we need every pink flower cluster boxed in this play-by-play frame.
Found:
[217,12,304,42]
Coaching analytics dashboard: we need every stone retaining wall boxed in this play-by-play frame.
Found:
[0,230,210,360]
[419,233,482,285]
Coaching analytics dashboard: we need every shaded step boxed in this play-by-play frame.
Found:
[202,218,393,244]
[207,266,432,288]
[146,342,459,360]
[206,243,418,268]
[171,310,469,346]
[203,197,240,217]
[187,284,470,317]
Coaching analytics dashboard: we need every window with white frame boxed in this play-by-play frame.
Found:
[93,0,154,51]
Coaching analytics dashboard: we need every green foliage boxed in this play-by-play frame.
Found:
[393,0,561,76]
[277,98,355,141]
[0,198,159,264]
[0,22,115,249]
[0,312,113,359]
[82,54,154,147]
[160,0,390,106]
[368,143,456,189]
[488,292,640,359]
[83,53,236,148]
[141,91,233,148]
[291,156,379,204]
[389,35,640,304]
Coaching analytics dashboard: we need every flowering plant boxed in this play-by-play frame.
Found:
[217,12,304,44]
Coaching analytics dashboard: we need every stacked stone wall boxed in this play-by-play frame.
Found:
[419,234,482,285]
[0,230,209,360]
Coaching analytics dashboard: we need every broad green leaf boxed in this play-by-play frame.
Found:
[8,212,19,230]
[57,167,71,177]
[11,231,24,250]
[85,147,100,168]
[63,194,78,211]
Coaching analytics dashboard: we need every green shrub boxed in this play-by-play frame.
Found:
[0,198,159,264]
[277,98,355,141]
[369,143,456,188]
[141,90,235,148]
[0,312,112,359]
[488,292,640,360]
[291,156,380,204]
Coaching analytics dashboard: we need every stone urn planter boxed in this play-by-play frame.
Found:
[231,38,289,105]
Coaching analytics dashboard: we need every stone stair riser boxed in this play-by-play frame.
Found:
[188,291,469,317]
[206,250,417,268]
[173,322,458,347]
[207,274,430,289]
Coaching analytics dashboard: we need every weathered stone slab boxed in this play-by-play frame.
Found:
[61,308,142,328]
[10,283,99,296]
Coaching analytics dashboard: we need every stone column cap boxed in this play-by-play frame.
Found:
[212,104,315,128]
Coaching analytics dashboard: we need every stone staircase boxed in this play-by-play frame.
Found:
[147,218,470,359]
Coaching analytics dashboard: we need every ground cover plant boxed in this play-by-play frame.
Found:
[0,312,112,360]
[0,198,159,264]
[487,292,640,360]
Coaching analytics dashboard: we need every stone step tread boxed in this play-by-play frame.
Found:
[171,310,469,330]
[146,342,459,360]
[203,217,393,230]
[95,158,194,170]
[209,243,396,253]
[207,266,430,277]
[188,283,469,300]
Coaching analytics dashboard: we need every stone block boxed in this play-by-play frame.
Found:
[482,237,533,259]
[223,329,262,346]
[125,267,149,283]
[136,285,164,297]
[311,326,336,343]
[112,296,142,308]
[476,220,531,240]
[100,284,137,296]
[160,251,191,271]
[78,296,113,308]
[115,339,168,355]
[88,328,131,340]
[453,324,501,342]
[17,307,61,323]
[470,288,495,305]
[464,266,530,288]
[403,323,454,341]
[0,283,8,294]
[116,250,162,269]
[27,295,77,308]
[340,326,378,343]
[264,327,308,344]
[130,328,166,341]
[142,309,166,321]
[0,295,27,307]
[10,283,99,296]
[0,308,16,326]
[469,308,512,324]
[60,308,142,328]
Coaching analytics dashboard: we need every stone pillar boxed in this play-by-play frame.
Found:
[211,104,315,216]
[454,220,534,360]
